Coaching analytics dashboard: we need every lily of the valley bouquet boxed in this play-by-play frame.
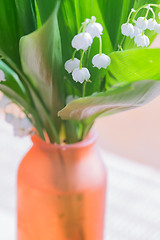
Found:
[1,0,160,144]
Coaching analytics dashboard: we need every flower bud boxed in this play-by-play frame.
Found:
[136,17,148,30]
[131,8,136,13]
[72,32,93,51]
[91,16,96,22]
[85,18,90,24]
[92,54,111,69]
[65,58,80,73]
[72,67,90,84]
[121,23,134,37]
[86,22,103,38]
[147,18,157,30]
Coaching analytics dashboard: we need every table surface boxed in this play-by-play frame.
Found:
[0,118,160,240]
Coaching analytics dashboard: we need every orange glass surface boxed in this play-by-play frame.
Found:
[17,131,107,240]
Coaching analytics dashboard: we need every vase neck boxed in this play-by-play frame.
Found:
[31,130,97,157]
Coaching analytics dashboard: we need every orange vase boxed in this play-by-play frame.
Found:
[17,131,107,240]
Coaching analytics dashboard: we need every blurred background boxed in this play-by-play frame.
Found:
[96,95,160,169]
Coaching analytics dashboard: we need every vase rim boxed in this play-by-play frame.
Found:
[31,128,97,151]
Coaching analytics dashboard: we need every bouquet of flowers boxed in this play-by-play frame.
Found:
[1,0,160,144]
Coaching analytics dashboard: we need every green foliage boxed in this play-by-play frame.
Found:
[36,0,59,24]
[0,0,23,67]
[0,0,160,142]
[0,61,29,102]
[108,48,160,85]
[58,47,160,137]
[58,79,160,122]
[15,0,37,34]
[98,0,135,49]
[20,2,64,137]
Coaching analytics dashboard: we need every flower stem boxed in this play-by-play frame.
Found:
[82,80,87,97]
[79,50,85,69]
[132,4,160,22]
[82,22,87,33]
[118,35,125,51]
[99,36,102,55]
[78,25,83,34]
[72,50,77,60]
[127,8,136,23]
[145,7,150,19]
[150,7,156,20]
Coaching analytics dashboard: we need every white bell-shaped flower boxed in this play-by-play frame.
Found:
[158,12,160,20]
[72,67,90,84]
[121,23,134,37]
[154,23,160,33]
[134,33,149,47]
[5,114,32,137]
[92,54,111,69]
[5,113,15,124]
[147,18,157,30]
[136,17,148,30]
[130,26,142,39]
[72,32,93,51]
[0,69,5,82]
[65,58,80,73]
[0,95,11,108]
[14,117,32,137]
[86,22,103,39]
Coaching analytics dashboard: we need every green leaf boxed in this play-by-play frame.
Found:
[108,48,160,86]
[20,1,64,132]
[98,0,135,49]
[35,0,42,28]
[36,0,59,24]
[15,0,37,34]
[58,79,160,121]
[0,0,23,67]
[0,61,28,101]
[0,0,38,69]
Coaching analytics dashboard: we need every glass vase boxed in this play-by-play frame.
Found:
[17,131,107,240]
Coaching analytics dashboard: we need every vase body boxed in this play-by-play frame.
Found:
[17,131,107,240]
